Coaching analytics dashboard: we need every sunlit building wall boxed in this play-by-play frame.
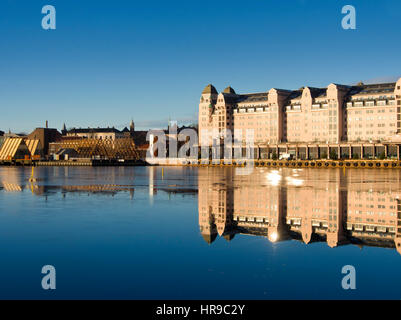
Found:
[199,78,401,145]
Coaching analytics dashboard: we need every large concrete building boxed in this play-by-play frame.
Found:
[199,78,401,146]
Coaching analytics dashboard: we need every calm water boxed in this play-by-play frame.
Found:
[0,166,400,299]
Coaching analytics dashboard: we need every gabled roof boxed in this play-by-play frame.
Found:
[307,87,327,98]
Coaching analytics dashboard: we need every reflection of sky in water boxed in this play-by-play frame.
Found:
[0,166,400,299]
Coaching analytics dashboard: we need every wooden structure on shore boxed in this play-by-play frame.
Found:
[0,137,42,162]
[51,137,140,160]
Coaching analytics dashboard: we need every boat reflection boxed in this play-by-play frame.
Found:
[198,167,401,255]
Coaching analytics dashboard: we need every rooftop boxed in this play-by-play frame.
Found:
[237,92,269,103]
[351,82,396,95]
[223,86,236,94]
[67,127,122,134]
[202,84,218,95]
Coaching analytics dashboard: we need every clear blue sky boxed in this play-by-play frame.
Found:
[0,0,400,133]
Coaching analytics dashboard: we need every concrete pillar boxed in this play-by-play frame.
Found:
[327,146,330,159]
[306,146,309,160]
[385,145,388,158]
[338,146,341,160]
[349,145,352,159]
[397,145,400,160]
[295,146,299,159]
[276,145,279,158]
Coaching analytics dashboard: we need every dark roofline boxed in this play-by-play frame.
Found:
[239,92,269,96]
[272,88,293,93]
[32,127,60,131]
[67,127,122,134]
[360,81,396,87]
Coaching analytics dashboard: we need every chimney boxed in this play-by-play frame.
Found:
[46,120,48,129]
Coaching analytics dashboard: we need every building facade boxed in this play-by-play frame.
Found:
[199,78,401,146]
[63,121,136,141]
[65,127,126,140]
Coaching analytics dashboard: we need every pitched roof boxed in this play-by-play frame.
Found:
[202,84,218,95]
[223,86,236,94]
[351,82,396,95]
[237,92,268,103]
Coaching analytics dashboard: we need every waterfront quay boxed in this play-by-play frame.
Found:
[0,159,145,167]
[151,158,401,169]
[194,159,401,169]
[147,141,401,168]
[239,141,401,160]
[2,140,401,168]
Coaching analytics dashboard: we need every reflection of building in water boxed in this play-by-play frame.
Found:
[345,170,401,253]
[198,168,401,255]
[0,178,134,197]
[233,173,288,243]
[198,169,234,243]
[286,170,347,248]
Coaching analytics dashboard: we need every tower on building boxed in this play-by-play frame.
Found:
[61,123,67,135]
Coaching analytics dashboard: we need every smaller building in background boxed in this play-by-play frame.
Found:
[64,120,137,141]
[65,127,126,140]
[28,128,62,156]
[3,131,25,138]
